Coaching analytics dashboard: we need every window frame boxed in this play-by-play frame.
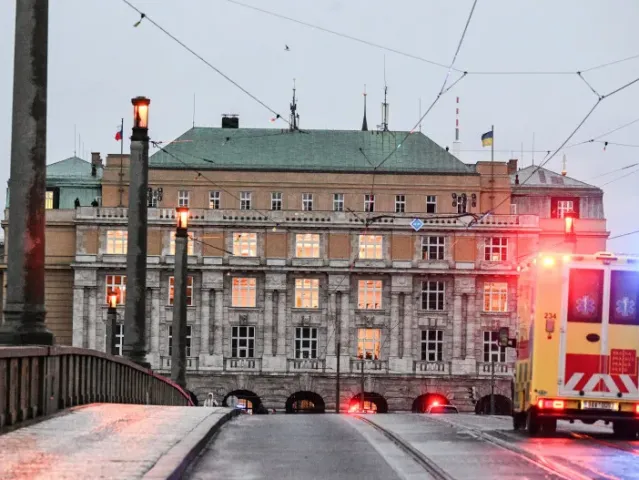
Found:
[170,231,195,256]
[426,195,437,214]
[209,191,220,209]
[294,278,320,309]
[105,275,127,305]
[333,193,344,212]
[295,233,320,258]
[168,324,193,357]
[484,237,508,262]
[178,190,190,207]
[395,194,406,213]
[240,191,252,210]
[232,232,258,257]
[231,277,257,308]
[421,329,443,362]
[364,194,375,213]
[357,280,383,310]
[302,193,313,211]
[421,280,445,311]
[271,192,282,211]
[358,234,383,260]
[483,282,508,312]
[168,276,194,306]
[45,190,54,210]
[106,230,128,255]
[295,327,318,359]
[421,236,445,261]
[357,328,381,360]
[483,330,506,363]
[231,325,255,358]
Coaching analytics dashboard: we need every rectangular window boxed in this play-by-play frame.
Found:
[45,190,54,210]
[421,281,445,311]
[295,233,320,258]
[233,232,257,257]
[421,330,443,362]
[395,195,406,213]
[421,236,445,261]
[510,203,517,215]
[483,282,508,312]
[484,237,508,262]
[295,327,318,359]
[295,279,319,309]
[358,280,382,310]
[333,193,344,212]
[357,328,381,360]
[168,325,192,357]
[105,275,127,304]
[483,331,506,363]
[426,195,437,214]
[232,278,256,307]
[240,191,252,210]
[609,270,639,326]
[170,231,195,255]
[169,276,194,306]
[106,230,128,255]
[271,192,282,211]
[551,197,580,219]
[457,198,467,214]
[364,194,375,213]
[113,324,124,356]
[302,193,313,211]
[178,190,190,207]
[557,200,574,218]
[359,235,383,260]
[567,268,604,324]
[209,191,220,209]
[231,326,255,358]
[148,191,159,208]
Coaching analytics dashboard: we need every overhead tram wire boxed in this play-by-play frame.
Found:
[120,0,290,126]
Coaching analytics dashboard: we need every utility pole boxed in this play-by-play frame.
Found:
[123,96,151,368]
[171,207,189,388]
[335,340,341,414]
[490,355,496,415]
[106,293,118,355]
[360,360,365,412]
[0,0,54,345]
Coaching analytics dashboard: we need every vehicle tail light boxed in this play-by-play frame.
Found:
[635,404,639,414]
[537,399,564,410]
[432,401,440,407]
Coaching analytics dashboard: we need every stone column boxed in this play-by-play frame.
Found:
[151,288,160,357]
[122,105,151,368]
[277,291,286,359]
[390,293,399,357]
[213,289,223,355]
[327,293,336,356]
[403,294,412,358]
[0,0,54,345]
[264,291,273,356]
[72,287,85,347]
[340,292,350,356]
[452,293,463,359]
[465,293,476,360]
[200,289,210,355]
[87,289,97,350]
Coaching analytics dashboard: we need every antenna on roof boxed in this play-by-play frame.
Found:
[74,124,77,156]
[192,93,196,128]
[361,85,368,131]
[561,154,567,176]
[531,132,535,166]
[452,96,461,159]
[418,98,422,133]
[289,78,299,131]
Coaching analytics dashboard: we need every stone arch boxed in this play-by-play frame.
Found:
[475,394,512,415]
[285,391,326,413]
[411,393,451,413]
[348,392,389,413]
[223,389,263,414]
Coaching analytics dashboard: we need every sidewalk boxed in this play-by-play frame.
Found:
[0,404,237,480]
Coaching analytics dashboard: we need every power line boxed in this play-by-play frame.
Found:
[120,0,289,126]
[609,229,639,241]
[598,166,639,188]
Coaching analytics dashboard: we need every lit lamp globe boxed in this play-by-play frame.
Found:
[176,207,189,232]
[131,96,151,130]
[108,292,118,310]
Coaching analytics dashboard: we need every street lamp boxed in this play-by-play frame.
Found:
[564,211,577,241]
[123,96,151,368]
[172,206,190,389]
[106,292,118,355]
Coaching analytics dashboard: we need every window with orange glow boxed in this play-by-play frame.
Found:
[359,235,383,260]
[295,279,319,308]
[170,231,194,255]
[357,328,381,360]
[295,234,320,258]
[233,232,257,257]
[232,278,256,307]
[45,191,54,210]
[105,275,126,304]
[169,276,194,306]
[358,280,382,309]
[106,230,128,255]
[483,282,508,312]
[484,237,508,262]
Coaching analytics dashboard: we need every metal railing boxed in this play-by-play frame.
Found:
[0,346,193,431]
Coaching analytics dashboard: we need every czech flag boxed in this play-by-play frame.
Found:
[115,126,123,141]
[481,130,493,147]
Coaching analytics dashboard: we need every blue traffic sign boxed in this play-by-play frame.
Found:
[411,218,424,232]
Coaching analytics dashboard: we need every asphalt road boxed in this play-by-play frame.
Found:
[186,414,411,480]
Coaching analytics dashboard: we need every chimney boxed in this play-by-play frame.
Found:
[507,159,518,175]
[221,114,239,129]
[91,152,102,167]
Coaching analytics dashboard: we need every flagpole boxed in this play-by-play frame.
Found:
[491,124,494,162]
[119,117,124,207]
[490,125,495,211]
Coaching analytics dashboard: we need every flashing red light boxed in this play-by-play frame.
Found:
[635,404,639,414]
[432,401,440,407]
[542,256,555,267]
[537,399,565,410]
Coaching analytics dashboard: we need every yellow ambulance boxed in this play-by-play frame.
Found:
[513,252,639,437]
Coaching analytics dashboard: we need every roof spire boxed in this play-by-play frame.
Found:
[361,85,368,131]
[289,78,299,131]
[561,153,567,176]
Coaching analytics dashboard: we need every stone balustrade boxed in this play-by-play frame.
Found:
[476,361,514,376]
[0,346,193,431]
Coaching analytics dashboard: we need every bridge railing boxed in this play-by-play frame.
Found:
[0,346,193,431]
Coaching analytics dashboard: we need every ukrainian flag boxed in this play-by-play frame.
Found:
[481,130,493,147]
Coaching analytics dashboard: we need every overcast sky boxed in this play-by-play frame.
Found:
[1,0,638,252]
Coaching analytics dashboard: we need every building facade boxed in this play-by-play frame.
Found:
[2,121,609,413]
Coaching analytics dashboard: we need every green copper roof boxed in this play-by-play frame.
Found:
[47,156,102,185]
[149,127,475,174]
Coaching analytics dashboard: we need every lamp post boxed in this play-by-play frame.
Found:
[123,96,151,368]
[0,0,54,345]
[171,207,189,388]
[106,292,118,355]
[564,211,577,253]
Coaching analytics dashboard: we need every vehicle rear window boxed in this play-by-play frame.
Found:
[567,268,603,323]
[609,270,639,326]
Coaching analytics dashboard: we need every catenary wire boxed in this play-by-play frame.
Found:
[120,0,290,126]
